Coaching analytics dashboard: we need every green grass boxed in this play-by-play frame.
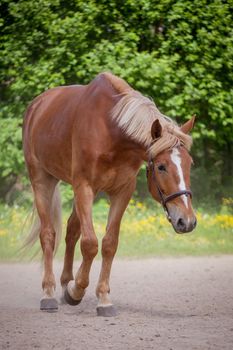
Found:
[0,199,233,261]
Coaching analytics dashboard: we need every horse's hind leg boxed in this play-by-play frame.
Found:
[63,183,98,306]
[60,205,81,300]
[31,171,59,311]
[96,181,135,317]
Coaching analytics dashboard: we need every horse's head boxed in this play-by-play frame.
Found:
[147,117,196,233]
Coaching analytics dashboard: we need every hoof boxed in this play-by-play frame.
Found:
[96,305,117,317]
[40,298,58,312]
[64,287,82,306]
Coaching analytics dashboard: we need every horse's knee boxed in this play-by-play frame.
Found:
[81,236,98,258]
[102,235,118,258]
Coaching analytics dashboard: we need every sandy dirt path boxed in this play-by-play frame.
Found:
[0,257,233,350]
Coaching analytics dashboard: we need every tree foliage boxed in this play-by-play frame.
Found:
[1,0,233,202]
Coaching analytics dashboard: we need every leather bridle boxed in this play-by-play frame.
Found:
[146,156,192,222]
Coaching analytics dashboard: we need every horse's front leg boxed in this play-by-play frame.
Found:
[64,183,98,305]
[96,181,135,317]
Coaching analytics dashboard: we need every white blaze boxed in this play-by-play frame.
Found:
[170,148,188,208]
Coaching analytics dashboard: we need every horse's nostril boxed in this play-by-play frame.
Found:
[177,218,186,231]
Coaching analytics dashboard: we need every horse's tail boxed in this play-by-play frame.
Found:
[24,185,62,255]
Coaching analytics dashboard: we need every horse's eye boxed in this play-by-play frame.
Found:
[158,164,166,172]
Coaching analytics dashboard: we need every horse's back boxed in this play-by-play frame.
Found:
[22,74,119,183]
[23,74,117,142]
[23,84,85,137]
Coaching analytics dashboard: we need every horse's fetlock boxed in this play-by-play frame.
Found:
[60,273,74,287]
[75,277,89,292]
[42,274,56,293]
[96,282,110,297]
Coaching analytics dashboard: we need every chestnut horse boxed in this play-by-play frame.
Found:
[23,72,196,316]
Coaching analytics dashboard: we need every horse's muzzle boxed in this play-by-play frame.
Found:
[172,215,197,233]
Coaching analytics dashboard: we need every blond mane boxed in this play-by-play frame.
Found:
[111,88,192,156]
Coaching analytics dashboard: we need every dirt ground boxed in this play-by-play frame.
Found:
[0,257,233,350]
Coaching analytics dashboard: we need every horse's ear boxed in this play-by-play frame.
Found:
[151,119,162,140]
[180,115,196,134]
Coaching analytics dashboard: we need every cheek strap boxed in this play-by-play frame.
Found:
[146,158,192,221]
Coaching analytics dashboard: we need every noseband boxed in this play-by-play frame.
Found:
[146,157,192,222]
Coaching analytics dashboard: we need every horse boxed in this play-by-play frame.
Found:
[23,72,197,316]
